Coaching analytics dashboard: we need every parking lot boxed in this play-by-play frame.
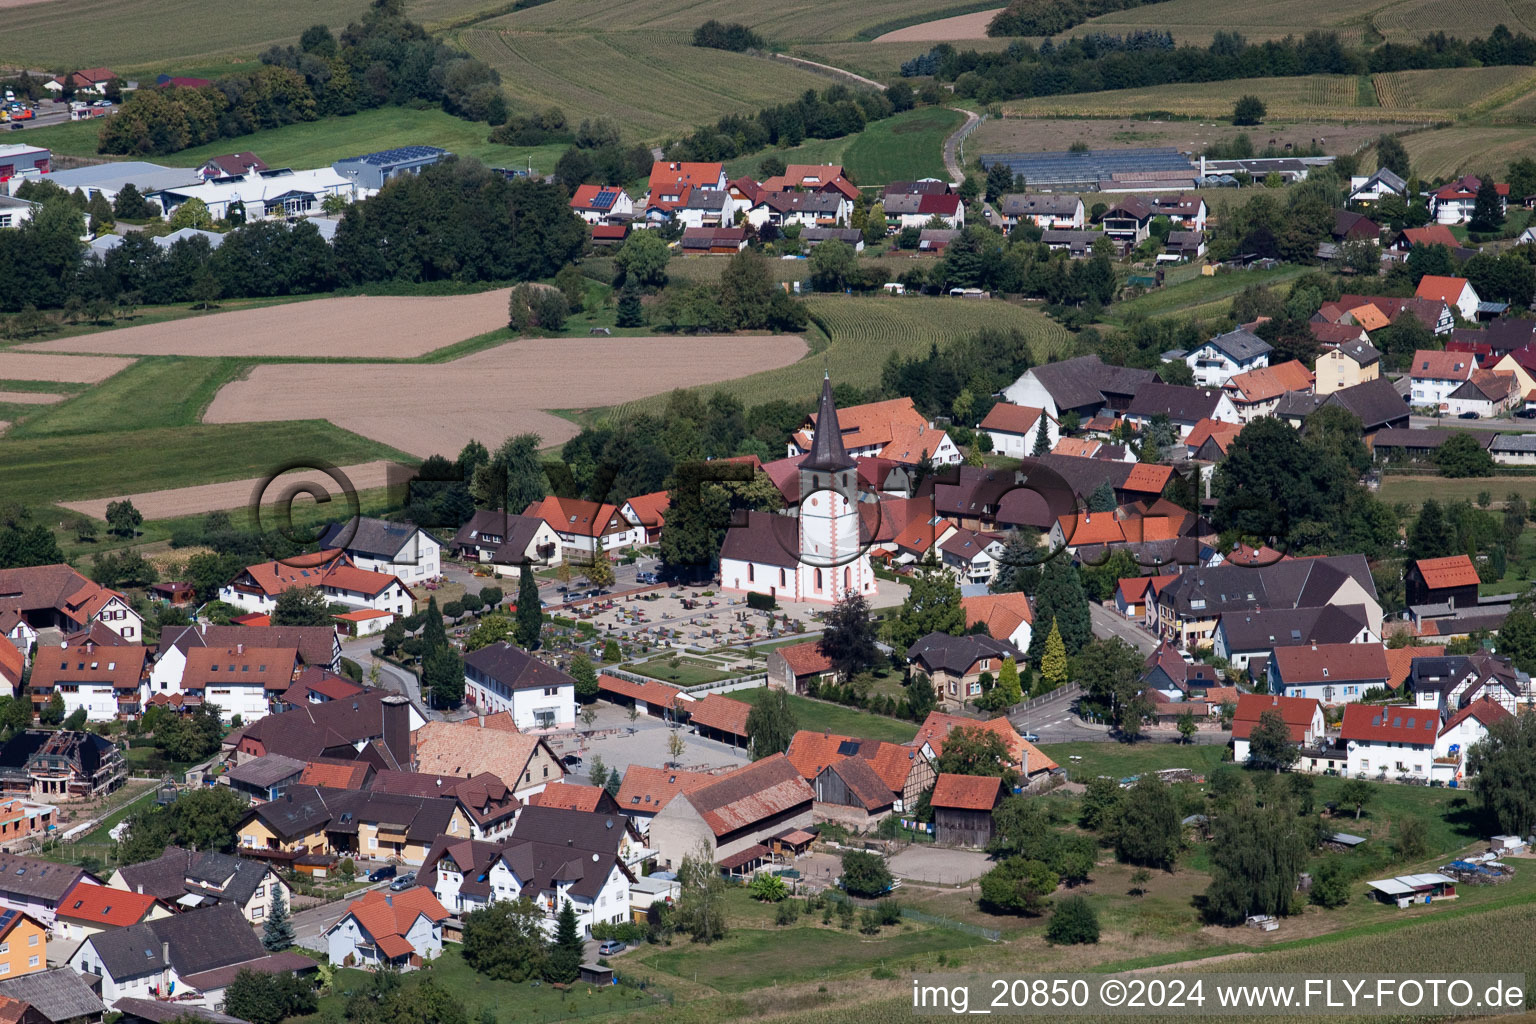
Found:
[550,702,752,779]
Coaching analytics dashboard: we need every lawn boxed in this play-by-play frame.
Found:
[722,107,967,188]
[736,686,917,743]
[630,657,735,686]
[1040,740,1228,782]
[8,357,245,439]
[4,421,411,507]
[643,924,978,991]
[1378,472,1536,509]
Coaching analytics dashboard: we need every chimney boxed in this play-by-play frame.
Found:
[381,694,411,770]
[137,884,143,894]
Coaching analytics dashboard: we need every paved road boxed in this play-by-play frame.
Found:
[1089,603,1158,654]
[340,635,426,708]
[1409,414,1535,432]
[943,107,981,185]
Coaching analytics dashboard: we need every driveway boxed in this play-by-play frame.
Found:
[888,846,991,885]
[1090,603,1157,654]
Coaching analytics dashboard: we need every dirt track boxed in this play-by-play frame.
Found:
[0,390,64,404]
[0,353,134,383]
[204,334,809,457]
[873,8,1003,42]
[18,290,514,359]
[60,461,400,521]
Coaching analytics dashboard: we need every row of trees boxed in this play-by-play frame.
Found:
[100,0,504,155]
[663,83,904,163]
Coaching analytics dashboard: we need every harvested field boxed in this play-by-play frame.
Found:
[873,8,1002,41]
[204,334,809,457]
[1388,125,1536,179]
[999,75,1442,121]
[0,390,65,404]
[19,290,513,359]
[59,460,400,521]
[0,353,135,383]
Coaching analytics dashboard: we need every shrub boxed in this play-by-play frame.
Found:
[746,591,776,611]
[1045,894,1100,944]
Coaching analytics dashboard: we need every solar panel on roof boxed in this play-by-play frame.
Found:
[592,190,617,210]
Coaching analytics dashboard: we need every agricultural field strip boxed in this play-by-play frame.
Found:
[58,461,402,521]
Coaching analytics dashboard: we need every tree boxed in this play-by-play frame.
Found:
[1202,795,1311,925]
[985,162,1014,203]
[673,846,729,942]
[1086,480,1116,513]
[1159,702,1194,747]
[1027,557,1091,661]
[991,529,1042,595]
[936,726,1019,787]
[63,707,88,731]
[271,586,330,627]
[1466,711,1536,835]
[169,197,213,230]
[1406,498,1455,560]
[994,657,1024,707]
[1246,709,1300,772]
[1433,432,1495,478]
[1113,777,1180,868]
[809,239,857,291]
[614,231,670,289]
[616,284,644,327]
[105,499,142,539]
[261,885,295,951]
[545,900,582,983]
[40,692,64,726]
[1376,134,1411,180]
[1079,776,1124,833]
[839,850,893,897]
[1077,637,1143,725]
[223,969,317,1024]
[1337,778,1375,820]
[888,559,966,651]
[515,567,541,649]
[584,556,615,589]
[507,283,568,333]
[667,729,686,763]
[1040,618,1068,691]
[461,899,548,980]
[979,857,1056,915]
[569,653,598,702]
[422,644,465,709]
[465,613,512,652]
[1232,95,1266,125]
[818,594,879,680]
[1471,174,1505,232]
[746,689,795,759]
[1045,894,1099,944]
[1393,814,1429,863]
[472,433,548,517]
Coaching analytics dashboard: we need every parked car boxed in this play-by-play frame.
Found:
[367,865,397,882]
[597,940,626,956]
[1022,732,1040,742]
[636,571,660,584]
[1459,411,1480,419]
[92,99,112,107]
[561,753,583,768]
[388,872,417,891]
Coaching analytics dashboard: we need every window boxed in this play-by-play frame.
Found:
[252,906,265,919]
[26,956,36,968]
[370,837,378,849]
[27,934,36,946]
[253,886,264,899]
[815,568,823,591]
[747,564,754,583]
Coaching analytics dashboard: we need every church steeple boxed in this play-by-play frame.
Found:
[802,372,856,473]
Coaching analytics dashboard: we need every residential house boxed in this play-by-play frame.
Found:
[1310,321,1372,353]
[745,191,848,229]
[0,970,102,1024]
[960,591,1033,651]
[524,781,618,816]
[1281,376,1412,442]
[1430,175,1508,224]
[325,888,447,969]
[1390,224,1460,252]
[1405,555,1482,619]
[0,796,54,846]
[1324,293,1454,335]
[930,774,1003,847]
[238,785,466,866]
[939,528,1004,584]
[1050,499,1197,561]
[411,718,563,799]
[910,711,1058,786]
[0,196,38,230]
[684,693,752,748]
[618,491,670,545]
[647,754,813,871]
[1407,653,1523,716]
[595,674,683,719]
[1115,575,1175,624]
[1184,329,1272,387]
[152,624,340,696]
[644,162,727,214]
[1140,642,1218,701]
[1162,230,1205,261]
[217,552,412,618]
[905,633,1023,709]
[1212,604,1375,672]
[1339,703,1437,781]
[674,188,736,229]
[315,518,440,585]
[1432,698,1511,785]
[52,885,169,946]
[1223,360,1315,421]
[521,496,643,561]
[759,165,858,198]
[175,645,297,724]
[767,642,839,694]
[1123,383,1241,437]
[109,847,290,926]
[1444,368,1518,418]
[1151,194,1208,230]
[223,754,306,803]
[1039,229,1101,257]
[1268,643,1390,704]
[1184,418,1242,462]
[0,566,142,643]
[0,732,124,803]
[568,185,634,225]
[1491,343,1536,407]
[1408,350,1478,408]
[679,227,749,253]
[1002,355,1159,421]
[978,402,1057,458]
[229,689,419,769]
[613,765,717,835]
[450,511,561,574]
[1416,275,1481,321]
[371,771,519,840]
[0,912,46,980]
[27,642,145,723]
[45,69,116,95]
[1348,168,1408,206]
[1230,694,1325,764]
[1102,198,1153,245]
[1332,209,1381,242]
[1316,340,1381,395]
[461,642,574,730]
[885,192,963,230]
[998,194,1084,230]
[788,396,960,466]
[785,729,932,827]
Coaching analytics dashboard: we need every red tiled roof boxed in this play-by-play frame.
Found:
[299,759,370,789]
[1415,554,1480,590]
[597,674,682,709]
[183,645,298,692]
[1382,646,1437,690]
[687,693,751,737]
[930,773,1002,810]
[236,551,407,600]
[1270,643,1389,686]
[1123,464,1173,494]
[523,495,620,539]
[58,882,159,927]
[1185,418,1242,453]
[0,643,21,689]
[685,754,813,836]
[775,641,834,678]
[912,711,1057,776]
[1439,696,1511,737]
[1409,349,1476,381]
[345,887,448,959]
[1225,360,1315,404]
[978,403,1045,435]
[591,223,628,240]
[962,592,1033,640]
[785,730,920,795]
[570,184,627,211]
[1339,702,1437,745]
[1231,693,1319,741]
[1399,225,1458,248]
[526,781,607,812]
[1201,686,1241,705]
[614,764,716,814]
[623,491,670,530]
[1416,275,1472,307]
